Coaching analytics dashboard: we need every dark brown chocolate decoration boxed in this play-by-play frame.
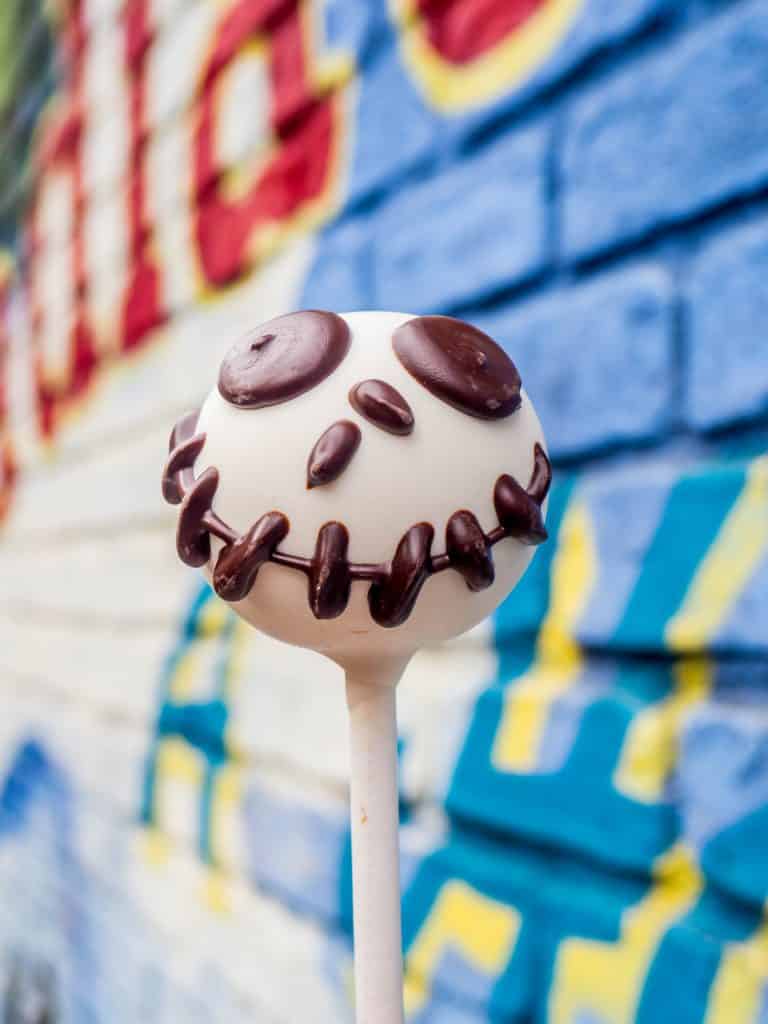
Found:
[169,409,200,451]
[349,380,415,436]
[309,523,352,619]
[218,310,350,408]
[307,420,361,489]
[527,443,552,506]
[494,446,551,546]
[162,434,206,504]
[368,523,434,628]
[213,512,289,601]
[393,315,522,420]
[163,413,551,626]
[445,511,495,592]
[177,467,220,567]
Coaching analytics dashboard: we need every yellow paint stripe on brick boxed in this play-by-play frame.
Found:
[210,762,242,870]
[614,657,712,802]
[549,845,702,1024]
[404,881,521,1018]
[156,736,204,784]
[705,918,768,1024]
[198,593,229,638]
[141,826,171,866]
[203,866,232,915]
[492,498,597,772]
[223,619,250,760]
[666,457,768,653]
[169,646,200,701]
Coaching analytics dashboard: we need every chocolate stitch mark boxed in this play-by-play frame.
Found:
[163,413,551,628]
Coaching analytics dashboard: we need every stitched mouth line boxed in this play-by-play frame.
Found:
[163,411,551,628]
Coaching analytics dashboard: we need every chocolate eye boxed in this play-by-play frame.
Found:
[218,310,351,409]
[392,315,521,420]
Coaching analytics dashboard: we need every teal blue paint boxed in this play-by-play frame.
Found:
[493,475,577,683]
[614,661,674,705]
[702,805,768,909]
[447,679,677,872]
[562,661,676,783]
[401,829,650,1022]
[141,582,234,836]
[449,478,682,874]
[183,582,215,640]
[199,763,217,864]
[635,884,762,1024]
[565,692,642,783]
[612,465,747,650]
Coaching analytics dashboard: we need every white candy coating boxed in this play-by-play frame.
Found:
[195,311,548,668]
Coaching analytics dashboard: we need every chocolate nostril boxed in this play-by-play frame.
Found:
[349,379,414,436]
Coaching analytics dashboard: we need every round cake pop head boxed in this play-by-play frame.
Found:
[163,311,550,675]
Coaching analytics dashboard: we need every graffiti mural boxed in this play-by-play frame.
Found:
[0,0,767,1020]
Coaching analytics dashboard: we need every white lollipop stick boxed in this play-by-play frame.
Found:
[345,662,407,1024]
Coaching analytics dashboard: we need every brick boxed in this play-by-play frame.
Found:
[562,2,768,258]
[345,43,438,206]
[576,457,767,655]
[473,265,674,458]
[242,776,347,926]
[300,216,375,311]
[686,217,768,430]
[680,701,768,906]
[395,0,671,144]
[717,551,768,653]
[373,126,548,313]
[321,0,389,70]
[0,529,188,627]
[578,467,675,645]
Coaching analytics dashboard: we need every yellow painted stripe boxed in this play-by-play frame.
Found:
[169,645,201,701]
[156,736,204,784]
[141,826,171,867]
[492,498,597,772]
[404,881,521,1017]
[549,845,702,1024]
[209,762,242,870]
[198,593,230,638]
[150,738,203,840]
[705,918,768,1024]
[394,0,583,114]
[203,867,232,916]
[666,457,768,653]
[223,619,250,759]
[614,657,712,802]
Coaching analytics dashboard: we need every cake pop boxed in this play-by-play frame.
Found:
[162,310,550,1023]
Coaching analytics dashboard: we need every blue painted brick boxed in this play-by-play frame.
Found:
[680,704,768,906]
[300,216,375,311]
[241,781,347,927]
[718,551,768,655]
[373,126,548,313]
[562,2,768,258]
[685,217,768,431]
[345,43,437,207]
[578,467,675,645]
[322,0,389,70]
[472,265,674,458]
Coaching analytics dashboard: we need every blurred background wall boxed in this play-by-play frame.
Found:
[0,0,767,1021]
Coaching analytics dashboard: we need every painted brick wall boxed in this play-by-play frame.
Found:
[0,1,766,1022]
